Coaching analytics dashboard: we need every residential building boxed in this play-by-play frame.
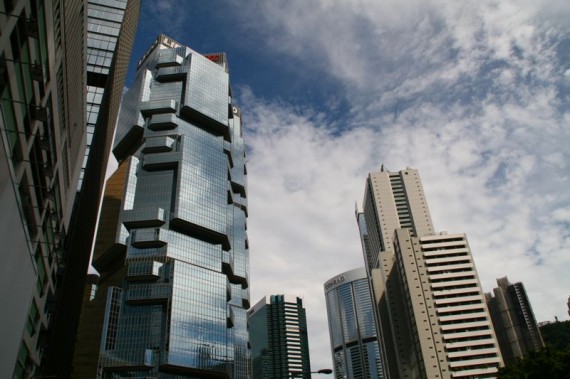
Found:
[356,168,503,378]
[485,277,544,364]
[73,34,250,378]
[324,267,383,379]
[1,1,86,376]
[249,294,312,379]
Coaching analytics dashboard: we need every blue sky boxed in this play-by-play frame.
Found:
[124,0,570,371]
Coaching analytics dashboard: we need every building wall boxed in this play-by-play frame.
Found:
[324,268,383,379]
[249,294,311,379]
[41,1,140,376]
[0,0,86,376]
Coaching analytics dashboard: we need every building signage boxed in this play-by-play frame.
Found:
[325,275,345,290]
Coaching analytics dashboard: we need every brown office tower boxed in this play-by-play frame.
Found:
[485,277,544,364]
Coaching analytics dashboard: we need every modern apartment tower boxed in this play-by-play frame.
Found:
[249,295,312,379]
[485,277,544,364]
[324,268,383,379]
[356,168,503,378]
[73,34,250,378]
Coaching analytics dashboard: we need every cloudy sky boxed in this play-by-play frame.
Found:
[125,0,570,371]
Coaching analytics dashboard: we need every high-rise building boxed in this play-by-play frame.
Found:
[249,294,312,379]
[1,1,87,376]
[324,268,383,379]
[73,34,250,378]
[485,277,544,364]
[43,1,140,376]
[356,168,503,378]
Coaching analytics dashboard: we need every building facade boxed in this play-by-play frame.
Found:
[249,294,312,379]
[43,1,140,376]
[73,34,250,378]
[356,168,503,378]
[485,277,544,364]
[324,268,383,379]
[1,1,87,376]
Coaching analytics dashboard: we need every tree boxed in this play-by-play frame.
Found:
[498,346,570,379]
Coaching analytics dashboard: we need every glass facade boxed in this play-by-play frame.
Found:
[324,268,383,379]
[79,0,129,190]
[95,35,249,379]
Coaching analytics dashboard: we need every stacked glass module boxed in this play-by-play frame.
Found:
[97,35,249,378]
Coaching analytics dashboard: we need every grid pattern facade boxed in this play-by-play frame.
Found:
[419,234,502,378]
[249,295,312,379]
[324,268,383,379]
[356,168,503,378]
[485,277,544,365]
[83,35,249,379]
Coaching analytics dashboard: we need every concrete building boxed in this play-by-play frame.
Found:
[356,168,503,378]
[73,34,250,378]
[249,294,312,379]
[485,277,544,364]
[324,268,383,379]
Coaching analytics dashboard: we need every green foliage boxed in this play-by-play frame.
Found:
[498,346,570,379]
[540,320,570,350]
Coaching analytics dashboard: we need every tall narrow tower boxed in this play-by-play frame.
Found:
[249,295,312,379]
[75,34,250,378]
[356,168,503,378]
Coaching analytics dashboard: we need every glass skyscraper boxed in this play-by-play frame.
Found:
[324,268,383,379]
[75,34,249,378]
[249,294,312,379]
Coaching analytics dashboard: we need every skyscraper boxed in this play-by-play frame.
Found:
[1,1,86,376]
[485,277,544,364]
[74,34,250,378]
[249,294,312,379]
[324,268,383,379]
[356,168,503,378]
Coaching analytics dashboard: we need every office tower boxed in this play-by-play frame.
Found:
[43,1,140,377]
[73,34,250,378]
[1,1,87,377]
[324,267,383,379]
[485,277,544,364]
[356,168,503,378]
[249,295,312,379]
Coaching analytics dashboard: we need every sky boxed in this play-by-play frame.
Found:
[123,0,570,372]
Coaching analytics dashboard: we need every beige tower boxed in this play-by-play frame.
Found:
[356,168,503,378]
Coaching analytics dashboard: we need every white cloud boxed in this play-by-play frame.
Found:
[230,0,570,371]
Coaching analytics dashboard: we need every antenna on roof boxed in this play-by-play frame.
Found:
[380,164,384,172]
